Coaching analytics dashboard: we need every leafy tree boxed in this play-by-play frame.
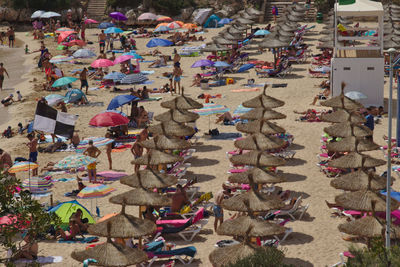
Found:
[228,247,292,267]
[0,175,60,265]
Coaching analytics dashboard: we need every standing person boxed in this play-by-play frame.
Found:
[80,21,86,41]
[105,132,113,170]
[0,148,14,176]
[77,67,89,94]
[131,133,144,173]
[98,30,106,54]
[83,140,101,183]
[272,5,278,24]
[7,27,15,48]
[364,106,376,141]
[0,63,9,91]
[26,133,38,176]
[171,185,190,212]
[172,64,183,95]
[213,184,232,231]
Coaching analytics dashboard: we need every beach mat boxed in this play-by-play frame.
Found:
[58,236,99,243]
[272,83,288,88]
[53,178,75,182]
[73,102,104,107]
[112,144,132,153]
[210,133,242,140]
[14,256,62,265]
[231,88,260,92]
[140,97,162,102]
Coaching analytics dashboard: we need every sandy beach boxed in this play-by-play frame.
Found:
[0,21,396,267]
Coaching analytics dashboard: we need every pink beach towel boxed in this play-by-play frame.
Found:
[156,208,204,227]
[231,88,260,92]
[96,171,128,180]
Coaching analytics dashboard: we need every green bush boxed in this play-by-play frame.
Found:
[228,247,291,267]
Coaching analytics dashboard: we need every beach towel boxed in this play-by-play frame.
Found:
[210,133,242,140]
[58,236,99,243]
[73,102,104,107]
[14,256,63,265]
[231,88,260,92]
[97,171,127,180]
[141,80,155,85]
[140,70,155,75]
[112,144,132,153]
[39,135,68,144]
[272,83,288,88]
[53,178,75,182]
[141,60,155,63]
[139,97,162,102]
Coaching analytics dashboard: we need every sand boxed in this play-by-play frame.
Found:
[0,22,396,267]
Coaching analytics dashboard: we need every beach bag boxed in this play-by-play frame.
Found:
[209,128,219,136]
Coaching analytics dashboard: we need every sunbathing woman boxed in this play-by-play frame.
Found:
[13,233,38,260]
[311,86,331,105]
[56,219,80,240]
[191,74,202,87]
[149,55,167,68]
[215,112,234,124]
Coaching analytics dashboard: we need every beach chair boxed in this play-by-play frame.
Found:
[331,251,355,267]
[155,217,208,242]
[273,197,309,220]
[157,208,204,227]
[145,246,197,266]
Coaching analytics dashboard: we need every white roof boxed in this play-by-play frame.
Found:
[335,0,383,16]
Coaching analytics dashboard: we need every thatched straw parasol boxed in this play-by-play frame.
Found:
[131,150,183,165]
[246,7,263,16]
[209,242,257,267]
[222,32,243,41]
[201,43,228,52]
[217,216,286,237]
[320,109,366,123]
[214,37,238,45]
[330,170,387,191]
[328,152,386,169]
[110,188,172,207]
[227,27,245,35]
[234,133,286,151]
[278,30,295,38]
[155,109,199,123]
[234,17,255,24]
[222,191,284,212]
[230,151,286,167]
[240,108,286,120]
[259,38,288,49]
[277,23,297,32]
[317,40,334,49]
[320,29,333,35]
[320,83,364,110]
[323,122,372,137]
[287,14,303,22]
[242,86,285,108]
[318,35,334,42]
[236,120,286,134]
[149,122,195,137]
[232,24,250,30]
[120,169,178,189]
[289,11,305,18]
[338,216,384,237]
[139,135,190,150]
[88,204,156,238]
[335,190,399,212]
[228,167,286,184]
[325,137,380,152]
[384,39,400,49]
[160,95,203,110]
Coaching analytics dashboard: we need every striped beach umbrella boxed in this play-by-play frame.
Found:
[157,16,173,22]
[73,49,96,58]
[120,73,148,84]
[76,137,114,153]
[55,27,73,33]
[8,162,38,173]
[167,22,181,29]
[156,23,169,29]
[154,26,171,32]
[192,103,230,116]
[54,155,97,169]
[49,55,73,63]
[104,72,126,81]
[22,177,53,191]
[77,184,115,199]
[233,104,253,115]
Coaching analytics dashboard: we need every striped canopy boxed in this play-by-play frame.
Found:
[76,137,114,153]
[54,155,97,169]
[192,103,230,116]
[8,162,38,173]
[77,184,115,199]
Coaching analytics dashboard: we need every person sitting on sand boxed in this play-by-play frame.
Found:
[140,86,149,100]
[149,55,167,68]
[294,109,320,121]
[1,94,13,106]
[12,233,38,260]
[57,101,68,112]
[191,74,202,87]
[311,86,331,105]
[56,219,80,240]
[2,126,13,138]
[17,123,26,135]
[135,106,149,127]
[171,184,190,212]
[41,138,65,153]
[71,131,80,148]
[215,112,235,124]
[70,208,89,233]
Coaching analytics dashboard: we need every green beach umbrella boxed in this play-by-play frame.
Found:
[52,76,78,87]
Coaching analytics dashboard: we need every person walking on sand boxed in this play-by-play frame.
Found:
[98,30,106,54]
[213,184,232,231]
[26,133,38,176]
[7,27,15,48]
[0,63,9,91]
[77,67,89,94]
[83,140,101,183]
[131,133,145,173]
[105,132,113,170]
[172,64,183,95]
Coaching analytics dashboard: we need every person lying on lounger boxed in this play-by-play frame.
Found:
[311,87,331,105]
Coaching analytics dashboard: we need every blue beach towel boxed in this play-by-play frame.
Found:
[210,133,242,140]
[58,236,99,243]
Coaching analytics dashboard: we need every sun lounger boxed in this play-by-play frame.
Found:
[273,197,309,220]
[146,246,197,266]
[157,208,204,227]
[155,217,208,241]
[331,251,355,267]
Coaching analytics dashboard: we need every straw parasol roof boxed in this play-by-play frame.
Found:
[209,242,257,267]
[384,39,400,49]
[236,120,286,134]
[259,38,288,48]
[320,29,333,35]
[325,136,380,152]
[110,188,172,206]
[230,151,286,167]
[232,24,250,30]
[234,133,287,151]
[277,23,297,32]
[320,109,366,123]
[338,216,384,237]
[201,43,228,52]
[328,152,386,169]
[214,37,238,45]
[234,17,255,24]
[155,109,199,123]
[139,135,190,150]
[324,122,372,137]
[246,7,263,16]
[160,95,203,110]
[289,10,305,17]
[278,30,295,37]
[131,150,183,165]
[148,121,195,137]
[242,86,285,108]
[229,167,286,184]
[287,14,303,22]
[330,170,387,191]
[217,216,286,237]
[120,169,178,189]
[240,108,286,120]
[88,205,156,238]
[320,83,364,110]
[335,190,399,212]
[71,240,148,266]
[319,35,334,42]
[317,40,334,49]
[222,190,284,212]
[222,32,243,41]
[227,27,244,35]
[240,12,258,21]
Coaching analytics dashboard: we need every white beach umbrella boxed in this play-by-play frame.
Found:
[41,12,61,18]
[31,10,45,19]
[120,73,148,84]
[345,91,368,100]
[73,49,97,58]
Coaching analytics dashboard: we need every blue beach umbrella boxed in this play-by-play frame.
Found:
[104,27,124,34]
[52,77,78,87]
[98,22,115,29]
[73,49,96,58]
[146,38,173,48]
[104,72,126,81]
[122,52,143,59]
[45,94,65,106]
[121,73,148,84]
[218,18,232,25]
[107,95,139,110]
[154,26,171,32]
[254,29,271,36]
[237,63,255,73]
[381,190,400,202]
[213,61,231,68]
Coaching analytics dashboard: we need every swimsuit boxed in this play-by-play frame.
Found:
[0,75,4,82]
[99,40,105,47]
[213,205,223,218]
[174,76,181,82]
[87,162,96,170]
[29,151,38,162]
[81,79,88,88]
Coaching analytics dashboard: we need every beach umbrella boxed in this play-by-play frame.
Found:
[326,137,380,152]
[22,177,52,193]
[234,133,286,151]
[227,27,244,35]
[338,216,388,238]
[110,188,172,206]
[109,12,127,21]
[167,22,181,29]
[49,55,73,63]
[236,120,286,134]
[31,10,45,19]
[278,30,295,38]
[209,243,258,267]
[149,122,196,137]
[120,73,148,84]
[330,170,387,191]
[45,94,65,106]
[335,190,399,212]
[157,16,173,22]
[324,122,372,137]
[66,39,86,47]
[237,64,255,73]
[8,161,38,173]
[122,52,143,59]
[320,109,366,124]
[242,87,285,108]
[91,59,114,68]
[246,7,263,15]
[192,103,229,116]
[233,104,253,115]
[161,95,203,110]
[54,155,97,169]
[259,38,288,49]
[240,108,286,121]
[320,84,364,110]
[214,37,237,45]
[131,150,183,165]
[234,17,255,25]
[182,23,198,29]
[113,54,134,65]
[98,22,115,29]
[75,137,115,153]
[77,184,115,199]
[138,12,157,20]
[104,27,124,34]
[146,38,173,48]
[318,35,334,42]
[191,59,214,68]
[217,216,286,237]
[88,204,156,238]
[222,191,284,212]
[120,169,178,189]
[229,167,286,184]
[89,112,129,127]
[104,71,126,81]
[72,49,96,58]
[49,200,95,224]
[107,95,139,110]
[140,135,190,150]
[230,151,286,167]
[57,31,75,43]
[328,152,386,169]
[154,26,171,32]
[155,109,199,123]
[213,61,231,68]
[277,23,297,32]
[55,27,73,33]
[155,22,169,28]
[84,19,98,24]
[345,91,368,100]
[52,76,77,87]
[40,11,61,18]
[254,29,271,36]
[218,18,232,25]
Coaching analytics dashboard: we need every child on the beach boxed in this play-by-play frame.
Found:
[25,45,29,54]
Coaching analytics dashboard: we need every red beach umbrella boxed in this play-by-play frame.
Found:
[58,31,75,43]
[89,112,129,127]
[90,59,114,68]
